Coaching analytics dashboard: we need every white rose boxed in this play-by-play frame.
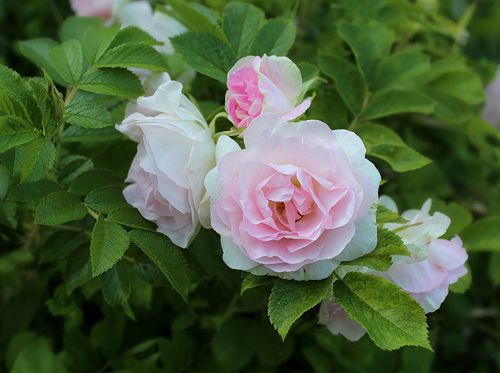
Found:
[116,73,215,248]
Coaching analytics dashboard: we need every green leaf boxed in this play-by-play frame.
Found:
[346,228,409,271]
[449,263,472,293]
[172,32,234,83]
[241,273,272,295]
[35,191,87,225]
[0,165,9,200]
[49,40,84,84]
[69,169,122,195]
[64,92,114,129]
[268,276,333,339]
[163,0,226,40]
[90,217,130,276]
[356,123,432,172]
[461,216,500,252]
[81,24,120,65]
[333,272,431,351]
[488,253,500,286]
[0,115,38,153]
[28,73,65,135]
[11,337,68,373]
[109,26,162,48]
[0,65,41,120]
[430,200,472,238]
[430,70,485,105]
[59,16,101,42]
[0,89,31,122]
[362,88,435,120]
[222,2,265,58]
[250,18,296,56]
[85,186,128,213]
[63,126,122,143]
[107,207,156,231]
[376,204,406,224]
[79,68,143,99]
[129,230,190,301]
[39,231,89,264]
[96,44,167,71]
[7,180,61,202]
[213,317,259,371]
[17,38,64,84]
[338,21,395,86]
[16,137,56,183]
[318,53,367,113]
[375,48,431,91]
[101,262,131,308]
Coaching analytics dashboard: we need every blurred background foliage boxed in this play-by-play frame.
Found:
[0,0,499,372]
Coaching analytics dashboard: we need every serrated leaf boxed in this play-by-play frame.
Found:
[16,137,56,183]
[172,32,234,83]
[49,40,84,84]
[109,26,162,48]
[63,126,122,143]
[461,216,500,252]
[346,228,409,271]
[85,186,128,213]
[64,92,114,129]
[101,262,131,307]
[338,21,395,86]
[241,273,273,295]
[35,191,87,225]
[222,2,265,58]
[0,65,41,120]
[129,230,190,301]
[59,16,101,42]
[362,88,435,120]
[333,272,431,351]
[17,38,64,84]
[250,18,296,56]
[82,24,120,65]
[107,207,156,231]
[96,44,167,71]
[377,204,407,224]
[318,53,367,114]
[0,115,38,153]
[356,123,432,172]
[79,68,143,99]
[90,217,130,276]
[7,180,61,202]
[0,90,31,122]
[268,276,333,339]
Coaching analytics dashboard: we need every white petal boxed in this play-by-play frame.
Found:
[216,135,241,163]
[221,235,258,271]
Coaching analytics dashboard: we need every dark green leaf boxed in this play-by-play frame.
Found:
[107,207,156,231]
[16,137,56,183]
[35,191,87,225]
[96,44,167,71]
[250,19,296,56]
[79,68,143,99]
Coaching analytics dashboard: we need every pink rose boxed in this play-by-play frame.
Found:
[383,199,468,313]
[203,114,380,280]
[117,74,215,248]
[70,0,115,19]
[482,66,500,129]
[225,55,312,128]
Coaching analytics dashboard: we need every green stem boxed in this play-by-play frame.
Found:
[208,112,229,135]
[87,207,100,220]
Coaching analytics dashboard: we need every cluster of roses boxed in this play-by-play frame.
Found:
[114,52,468,341]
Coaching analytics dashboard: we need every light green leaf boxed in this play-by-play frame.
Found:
[109,26,162,48]
[375,48,431,91]
[356,123,432,172]
[79,68,143,99]
[222,2,265,58]
[17,38,64,84]
[0,89,32,122]
[333,272,431,351]
[129,230,190,301]
[268,276,333,339]
[430,70,485,105]
[241,273,273,295]
[49,40,84,84]
[64,92,114,129]
[250,19,296,56]
[362,88,435,120]
[59,16,101,43]
[85,186,128,213]
[461,216,500,252]
[90,217,130,276]
[318,53,367,114]
[346,228,409,271]
[376,204,406,224]
[107,207,156,231]
[35,191,87,225]
[172,32,234,83]
[17,137,56,183]
[81,24,120,65]
[96,44,167,71]
[338,21,395,86]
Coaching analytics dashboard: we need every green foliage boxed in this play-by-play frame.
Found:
[35,191,87,225]
[333,273,431,351]
[461,216,500,252]
[268,276,333,339]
